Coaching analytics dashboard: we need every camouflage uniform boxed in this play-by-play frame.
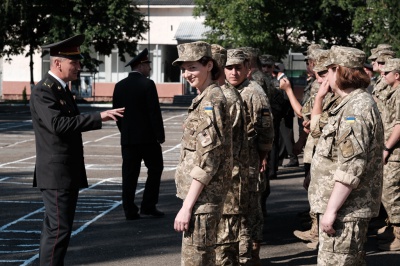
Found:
[173,42,232,266]
[216,82,250,266]
[380,59,400,226]
[371,50,395,115]
[236,78,273,241]
[301,49,330,164]
[309,46,384,265]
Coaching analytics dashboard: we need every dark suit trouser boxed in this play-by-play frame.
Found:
[121,143,163,215]
[40,189,79,266]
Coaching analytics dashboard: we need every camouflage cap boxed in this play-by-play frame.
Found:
[376,50,396,63]
[226,49,247,66]
[172,41,211,66]
[303,44,323,59]
[238,47,260,60]
[312,49,330,73]
[381,58,400,72]
[211,44,227,68]
[259,54,275,65]
[368,43,393,60]
[324,45,365,68]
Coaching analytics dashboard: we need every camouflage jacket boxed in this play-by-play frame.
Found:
[301,76,316,106]
[251,69,287,118]
[221,83,249,214]
[382,83,400,161]
[175,84,232,214]
[234,79,274,192]
[309,89,384,220]
[372,75,390,115]
[310,92,342,143]
[302,80,321,163]
[301,79,320,121]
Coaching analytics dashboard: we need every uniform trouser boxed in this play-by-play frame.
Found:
[248,192,264,242]
[215,214,251,266]
[317,216,369,266]
[267,116,282,179]
[181,211,221,266]
[40,189,79,266]
[382,161,400,224]
[121,143,163,215]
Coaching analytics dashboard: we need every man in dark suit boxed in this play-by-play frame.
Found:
[30,34,124,265]
[113,48,165,220]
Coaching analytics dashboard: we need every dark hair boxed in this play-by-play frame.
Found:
[335,65,370,90]
[198,56,220,80]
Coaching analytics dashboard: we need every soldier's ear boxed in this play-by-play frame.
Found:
[207,60,213,71]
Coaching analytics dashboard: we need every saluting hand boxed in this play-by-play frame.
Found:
[100,107,125,121]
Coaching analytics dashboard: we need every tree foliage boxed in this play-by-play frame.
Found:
[353,0,400,57]
[194,0,400,59]
[0,0,148,83]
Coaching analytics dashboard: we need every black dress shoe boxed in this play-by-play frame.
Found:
[125,213,140,220]
[140,208,165,218]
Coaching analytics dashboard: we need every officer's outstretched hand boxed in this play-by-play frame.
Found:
[100,107,125,121]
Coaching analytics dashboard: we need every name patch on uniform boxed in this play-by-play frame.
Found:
[204,106,213,114]
[262,108,270,116]
[345,116,356,123]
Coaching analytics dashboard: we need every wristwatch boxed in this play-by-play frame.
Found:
[384,146,392,152]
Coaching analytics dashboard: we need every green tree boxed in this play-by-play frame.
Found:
[353,0,400,56]
[0,0,148,85]
[194,0,368,58]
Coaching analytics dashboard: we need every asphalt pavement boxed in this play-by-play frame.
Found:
[0,104,398,265]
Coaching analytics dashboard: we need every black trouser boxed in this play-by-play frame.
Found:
[40,188,79,266]
[121,143,163,215]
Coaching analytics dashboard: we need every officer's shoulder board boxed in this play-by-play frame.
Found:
[42,78,55,89]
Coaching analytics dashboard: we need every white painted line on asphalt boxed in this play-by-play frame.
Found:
[0,139,34,149]
[0,156,36,168]
[163,113,186,122]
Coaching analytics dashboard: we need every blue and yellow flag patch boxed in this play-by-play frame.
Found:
[345,116,356,123]
[204,106,213,114]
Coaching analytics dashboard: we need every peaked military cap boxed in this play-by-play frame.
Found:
[259,54,275,65]
[125,48,151,67]
[312,49,330,73]
[381,58,400,72]
[324,45,365,69]
[42,34,85,60]
[238,47,260,60]
[211,44,227,68]
[172,41,211,66]
[226,49,247,66]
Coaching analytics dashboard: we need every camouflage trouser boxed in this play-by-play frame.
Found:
[318,216,369,266]
[248,191,263,242]
[382,161,400,224]
[215,214,251,265]
[181,212,220,266]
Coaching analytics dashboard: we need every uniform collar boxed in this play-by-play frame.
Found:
[48,71,67,89]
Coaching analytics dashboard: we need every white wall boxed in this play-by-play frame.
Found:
[2,49,42,82]
[138,5,202,45]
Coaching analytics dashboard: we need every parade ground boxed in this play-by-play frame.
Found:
[0,104,398,265]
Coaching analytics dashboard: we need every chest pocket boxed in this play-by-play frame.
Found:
[337,127,363,160]
[317,120,337,157]
[182,116,221,153]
